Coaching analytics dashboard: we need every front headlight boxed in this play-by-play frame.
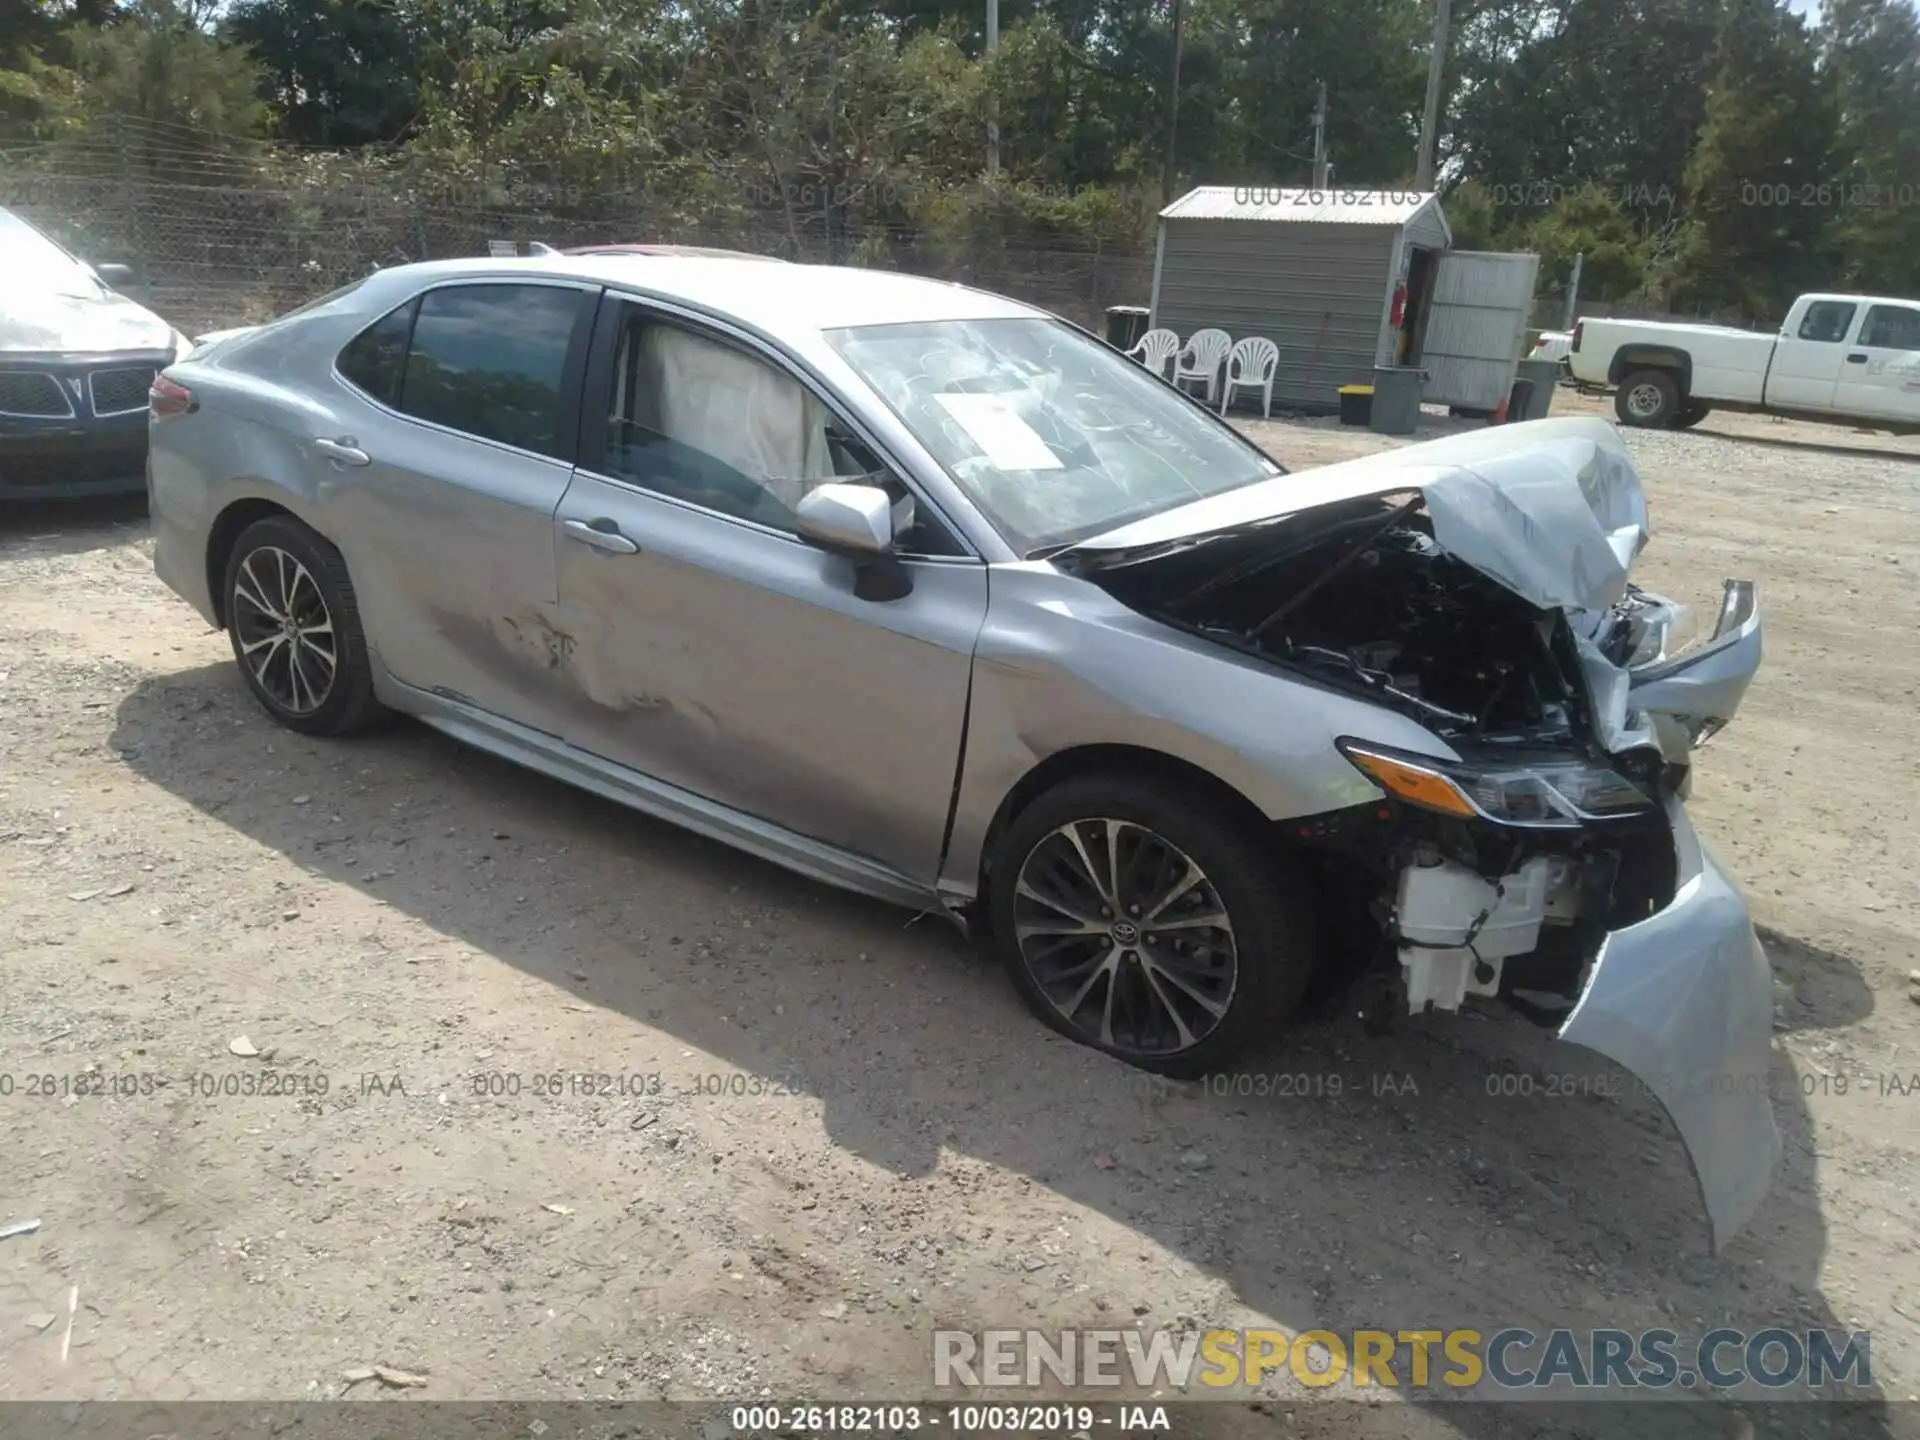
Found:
[170,329,194,363]
[1338,741,1657,829]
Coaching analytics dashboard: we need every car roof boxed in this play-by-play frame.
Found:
[370,255,1044,345]
[564,244,783,260]
[1801,292,1919,310]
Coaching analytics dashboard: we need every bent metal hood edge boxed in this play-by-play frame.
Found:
[1069,416,1651,618]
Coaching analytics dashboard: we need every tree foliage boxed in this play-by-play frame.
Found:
[2,0,1917,318]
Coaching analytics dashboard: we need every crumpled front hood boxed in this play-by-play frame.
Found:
[0,287,176,355]
[1070,416,1650,616]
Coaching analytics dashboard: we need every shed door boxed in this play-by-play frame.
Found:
[1419,250,1540,410]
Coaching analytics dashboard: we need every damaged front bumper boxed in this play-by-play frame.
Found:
[1557,798,1780,1251]
[1382,574,1775,1250]
[1392,797,1778,1251]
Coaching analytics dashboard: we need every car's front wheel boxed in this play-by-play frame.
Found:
[989,775,1315,1077]
[222,514,386,736]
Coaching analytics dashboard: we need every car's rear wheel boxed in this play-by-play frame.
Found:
[1615,369,1680,427]
[989,775,1315,1077]
[223,514,385,736]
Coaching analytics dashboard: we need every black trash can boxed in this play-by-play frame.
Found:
[1369,367,1426,436]
[1105,305,1150,352]
[1338,385,1375,426]
[1514,358,1559,419]
[1506,378,1537,424]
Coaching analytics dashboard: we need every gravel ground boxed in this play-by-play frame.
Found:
[1,400,1917,1440]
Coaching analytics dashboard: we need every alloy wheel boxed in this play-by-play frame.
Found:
[1012,818,1238,1057]
[231,545,338,715]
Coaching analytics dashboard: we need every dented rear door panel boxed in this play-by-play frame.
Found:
[327,409,583,738]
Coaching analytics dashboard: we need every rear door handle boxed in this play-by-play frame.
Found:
[313,436,370,466]
[1846,353,1869,364]
[563,518,640,554]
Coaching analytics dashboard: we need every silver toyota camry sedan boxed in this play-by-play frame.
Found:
[147,255,1776,1247]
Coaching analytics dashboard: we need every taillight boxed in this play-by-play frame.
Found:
[1572,321,1584,353]
[149,373,195,420]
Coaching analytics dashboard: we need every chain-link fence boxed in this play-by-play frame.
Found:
[0,151,1159,337]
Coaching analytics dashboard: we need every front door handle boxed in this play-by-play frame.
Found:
[563,518,640,554]
[313,436,370,466]
[1847,353,1869,364]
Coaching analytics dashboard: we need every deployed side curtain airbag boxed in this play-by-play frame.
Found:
[637,326,834,509]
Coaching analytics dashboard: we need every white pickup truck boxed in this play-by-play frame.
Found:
[1568,292,1920,431]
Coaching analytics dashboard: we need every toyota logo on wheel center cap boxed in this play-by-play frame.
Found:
[1110,919,1141,946]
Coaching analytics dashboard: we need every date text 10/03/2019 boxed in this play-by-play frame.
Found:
[724,1405,1171,1434]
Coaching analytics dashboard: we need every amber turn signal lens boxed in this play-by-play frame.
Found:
[1343,748,1478,819]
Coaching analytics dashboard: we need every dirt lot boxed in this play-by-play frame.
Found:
[2,396,1918,1438]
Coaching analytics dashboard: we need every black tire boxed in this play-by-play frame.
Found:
[221,514,386,736]
[1615,368,1680,428]
[988,774,1316,1078]
[1675,400,1712,430]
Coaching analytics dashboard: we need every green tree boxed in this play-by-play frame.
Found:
[1523,182,1649,300]
[222,0,423,146]
[1671,0,1839,317]
[1452,0,1715,236]
[1192,0,1429,186]
[4,0,267,173]
[1821,0,1920,294]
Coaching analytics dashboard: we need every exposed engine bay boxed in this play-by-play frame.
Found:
[1060,490,1696,1026]
[1068,492,1605,744]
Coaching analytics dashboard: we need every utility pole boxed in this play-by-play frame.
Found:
[1415,0,1451,191]
[1562,252,1585,331]
[986,0,1000,174]
[1161,0,1184,207]
[1311,80,1329,190]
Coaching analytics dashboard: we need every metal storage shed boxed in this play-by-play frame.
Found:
[1148,187,1540,414]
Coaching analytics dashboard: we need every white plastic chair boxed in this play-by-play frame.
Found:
[1126,328,1181,379]
[1173,328,1232,405]
[1219,336,1280,418]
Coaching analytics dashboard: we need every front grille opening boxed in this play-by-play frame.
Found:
[0,372,73,418]
[89,367,158,416]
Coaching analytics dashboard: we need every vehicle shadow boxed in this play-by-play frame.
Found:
[1688,425,1920,467]
[109,664,1896,1440]
[0,493,150,556]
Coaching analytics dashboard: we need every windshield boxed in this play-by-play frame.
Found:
[0,209,105,300]
[825,316,1282,553]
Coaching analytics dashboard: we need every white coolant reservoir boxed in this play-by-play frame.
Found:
[1395,856,1554,1013]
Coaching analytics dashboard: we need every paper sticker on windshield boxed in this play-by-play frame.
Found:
[935,393,1063,471]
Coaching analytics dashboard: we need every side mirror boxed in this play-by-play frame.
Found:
[796,482,911,601]
[94,261,137,287]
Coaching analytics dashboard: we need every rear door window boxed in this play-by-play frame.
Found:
[1860,305,1920,351]
[396,284,589,459]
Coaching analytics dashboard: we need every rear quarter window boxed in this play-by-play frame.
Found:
[336,299,416,408]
